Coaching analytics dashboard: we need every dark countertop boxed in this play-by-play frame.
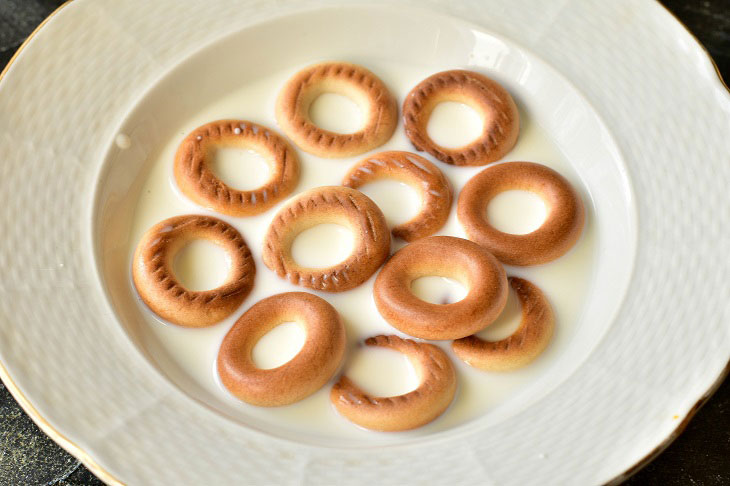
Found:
[0,1,728,485]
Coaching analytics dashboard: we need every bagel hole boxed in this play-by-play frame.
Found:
[426,101,484,148]
[487,190,547,234]
[252,321,306,369]
[309,93,363,133]
[410,276,467,305]
[291,223,355,268]
[345,346,418,397]
[209,146,271,191]
[476,285,522,341]
[358,179,421,227]
[172,239,230,291]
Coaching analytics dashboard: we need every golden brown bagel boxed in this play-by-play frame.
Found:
[374,236,507,340]
[330,335,456,431]
[132,215,255,327]
[263,186,390,292]
[218,292,346,406]
[403,70,519,166]
[342,151,452,241]
[457,161,585,266]
[453,277,554,371]
[174,120,299,216]
[276,62,398,157]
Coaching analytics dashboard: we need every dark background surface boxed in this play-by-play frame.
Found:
[0,0,728,484]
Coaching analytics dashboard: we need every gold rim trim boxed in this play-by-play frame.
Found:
[655,1,729,93]
[0,1,69,80]
[0,361,122,485]
[0,1,727,485]
[604,362,730,485]
[606,7,730,484]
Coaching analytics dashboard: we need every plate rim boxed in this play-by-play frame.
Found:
[0,5,120,486]
[0,1,727,485]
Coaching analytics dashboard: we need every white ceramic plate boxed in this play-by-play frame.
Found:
[0,0,728,484]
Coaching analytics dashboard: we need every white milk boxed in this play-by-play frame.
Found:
[487,189,547,235]
[357,179,421,227]
[427,101,484,148]
[173,239,230,291]
[127,60,596,440]
[252,321,306,370]
[209,147,271,191]
[410,276,467,305]
[477,285,523,341]
[309,93,363,134]
[291,223,355,268]
[344,346,419,397]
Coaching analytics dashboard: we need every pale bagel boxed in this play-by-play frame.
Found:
[218,292,346,406]
[403,70,519,166]
[343,151,452,241]
[132,215,255,327]
[452,277,554,371]
[330,335,456,431]
[174,119,299,217]
[457,161,585,266]
[263,186,390,292]
[374,236,508,340]
[276,62,398,157]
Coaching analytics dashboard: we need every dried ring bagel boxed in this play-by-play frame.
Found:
[403,70,519,166]
[132,215,255,327]
[218,292,346,406]
[330,335,456,431]
[276,62,398,158]
[452,277,554,371]
[342,151,452,241]
[457,161,585,266]
[174,120,299,216]
[374,236,507,340]
[263,186,390,292]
